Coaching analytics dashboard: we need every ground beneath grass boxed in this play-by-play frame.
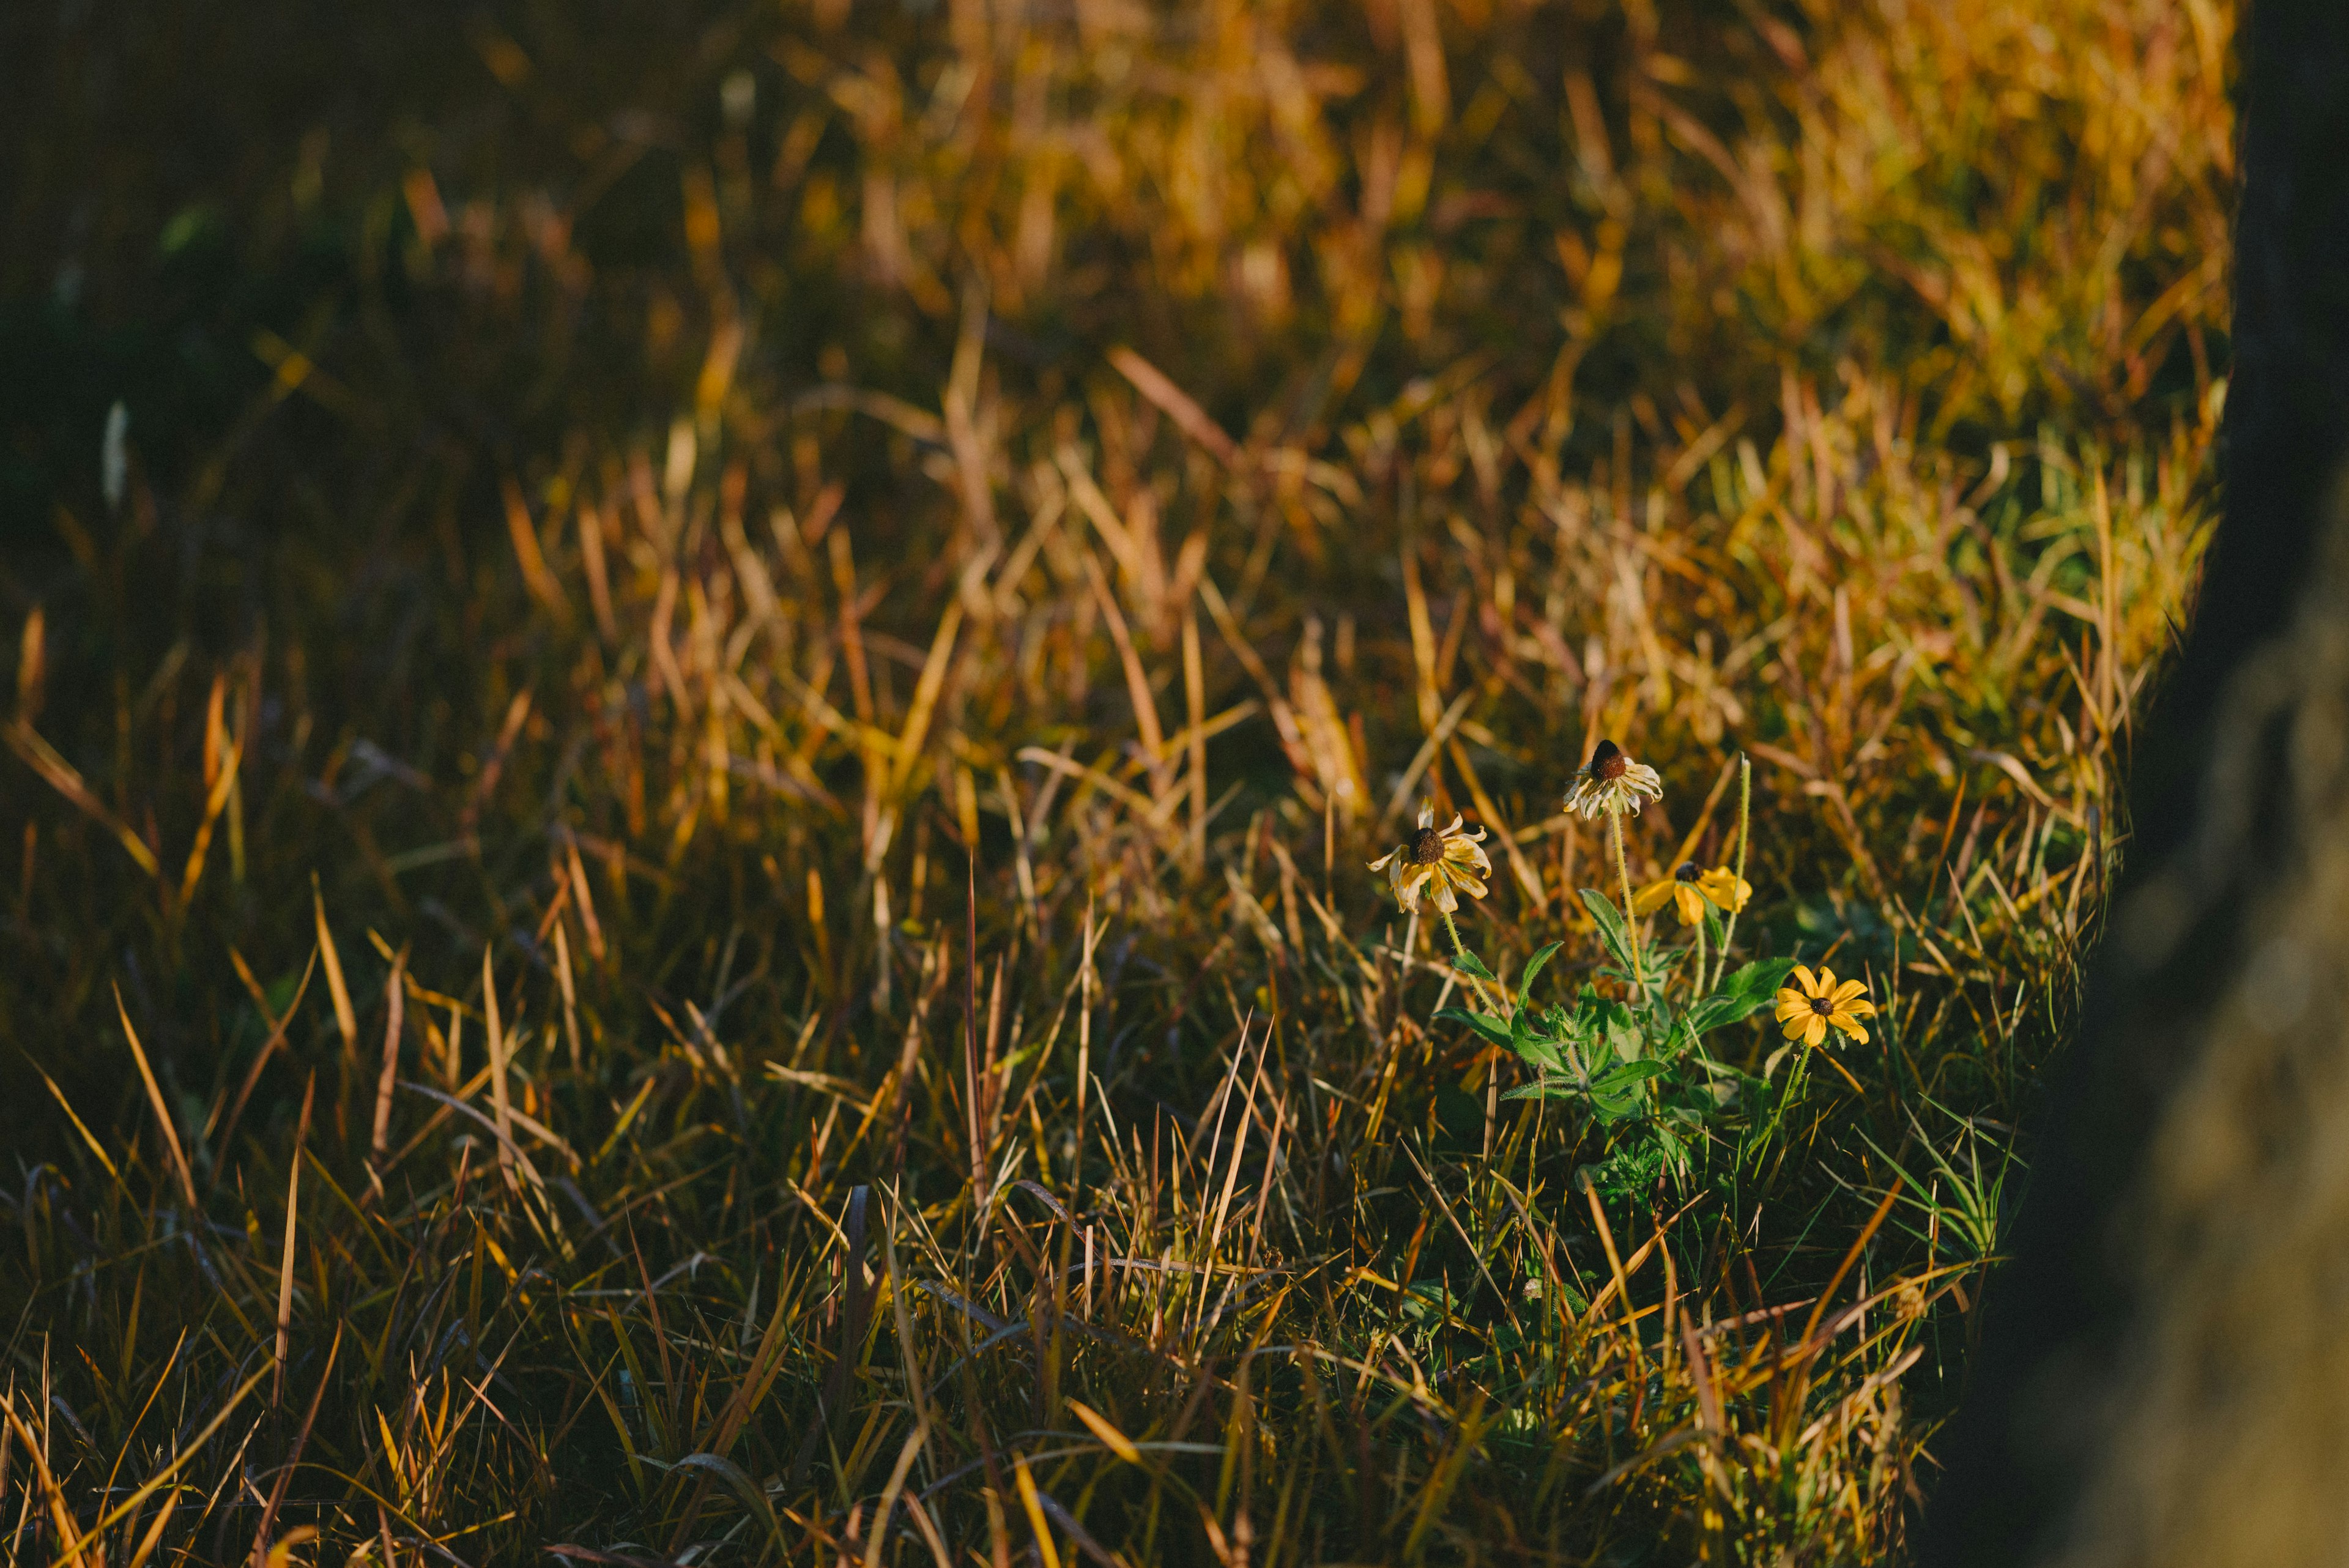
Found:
[1,1,2231,1561]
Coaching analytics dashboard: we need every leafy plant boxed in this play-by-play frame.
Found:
[1436,757,1809,1187]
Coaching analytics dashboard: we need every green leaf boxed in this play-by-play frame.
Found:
[1578,888,1638,975]
[1594,1060,1671,1092]
[1518,940,1564,997]
[1502,1058,1592,1099]
[1451,946,1497,981]
[1603,1008,1646,1064]
[1515,1034,1567,1074]
[1687,957,1798,1036]
[1719,956,1798,1001]
[1433,1006,1512,1052]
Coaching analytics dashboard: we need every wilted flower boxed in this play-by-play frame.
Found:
[1367,808,1491,913]
[1564,740,1664,820]
[1773,965,1877,1048]
[1633,861,1754,926]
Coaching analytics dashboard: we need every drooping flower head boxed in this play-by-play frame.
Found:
[1564,739,1664,820]
[1633,861,1754,927]
[1367,808,1491,913]
[1773,965,1877,1048]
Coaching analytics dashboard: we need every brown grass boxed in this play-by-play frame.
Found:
[0,0,2232,1561]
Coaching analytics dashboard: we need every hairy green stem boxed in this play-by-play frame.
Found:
[1713,755,1753,989]
[1439,905,1502,1018]
[1610,811,1644,985]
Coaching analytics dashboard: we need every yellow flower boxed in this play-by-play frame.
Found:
[1632,861,1753,926]
[1367,808,1491,913]
[1773,965,1877,1049]
[1564,740,1664,820]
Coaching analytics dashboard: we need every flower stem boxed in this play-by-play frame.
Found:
[1609,812,1644,985]
[1676,908,1710,1058]
[1713,754,1751,990]
[1439,906,1502,1019]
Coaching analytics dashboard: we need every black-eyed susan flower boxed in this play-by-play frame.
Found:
[1773,965,1877,1048]
[1633,862,1754,927]
[1367,808,1491,914]
[1564,740,1664,820]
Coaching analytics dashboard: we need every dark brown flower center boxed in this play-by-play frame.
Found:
[1589,739,1627,781]
[1811,994,1836,1016]
[1406,827,1446,866]
[1675,861,1702,883]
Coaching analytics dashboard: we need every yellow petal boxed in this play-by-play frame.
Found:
[1430,877,1460,912]
[1445,838,1493,875]
[1830,979,1869,1008]
[1813,967,1839,997]
[1780,1013,1809,1041]
[1790,965,1820,998]
[1674,885,1706,926]
[1775,991,1808,1023]
[1698,869,1751,912]
[1367,851,1398,872]
[1446,868,1490,902]
[1801,1014,1828,1049]
[1632,880,1677,915]
[1841,996,1878,1019]
[1831,1013,1870,1045]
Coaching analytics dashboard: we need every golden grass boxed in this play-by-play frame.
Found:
[0,0,2232,1561]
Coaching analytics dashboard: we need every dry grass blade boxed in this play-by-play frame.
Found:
[177,721,241,905]
[5,719,158,877]
[115,984,196,1210]
[274,1074,314,1406]
[1108,348,1238,468]
[484,945,514,1181]
[371,948,408,1170]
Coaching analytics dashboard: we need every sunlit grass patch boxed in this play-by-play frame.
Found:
[0,0,2228,1561]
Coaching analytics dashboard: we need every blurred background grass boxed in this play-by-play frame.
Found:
[0,0,2232,1561]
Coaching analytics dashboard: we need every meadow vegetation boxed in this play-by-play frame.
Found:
[0,0,2233,1559]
